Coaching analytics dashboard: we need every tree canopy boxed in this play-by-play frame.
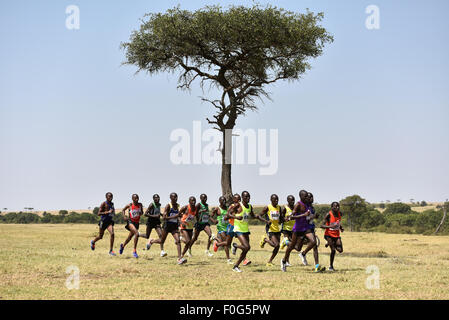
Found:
[122,4,333,129]
[121,4,333,201]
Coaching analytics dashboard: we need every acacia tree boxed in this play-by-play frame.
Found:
[122,4,333,202]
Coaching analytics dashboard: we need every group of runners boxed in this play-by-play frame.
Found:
[90,190,344,272]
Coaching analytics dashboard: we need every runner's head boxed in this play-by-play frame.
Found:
[307,192,314,205]
[153,194,160,204]
[132,194,139,204]
[299,190,308,202]
[233,193,241,203]
[219,196,226,207]
[170,192,178,203]
[189,196,196,207]
[270,194,279,206]
[241,191,250,204]
[287,195,295,206]
[331,202,340,214]
[105,192,113,202]
[200,193,207,204]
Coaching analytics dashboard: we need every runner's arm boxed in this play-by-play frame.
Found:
[162,204,171,220]
[98,202,110,216]
[122,204,130,221]
[257,206,270,224]
[287,203,310,220]
[209,207,218,224]
[280,206,286,223]
[320,213,331,229]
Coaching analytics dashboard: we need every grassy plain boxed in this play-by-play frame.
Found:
[0,224,448,300]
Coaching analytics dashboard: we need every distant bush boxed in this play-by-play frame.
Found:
[384,203,412,215]
[59,210,68,216]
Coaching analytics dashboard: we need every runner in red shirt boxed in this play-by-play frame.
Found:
[119,194,144,258]
[320,201,344,271]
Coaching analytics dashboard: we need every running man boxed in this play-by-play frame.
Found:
[212,194,241,265]
[119,194,144,258]
[138,194,166,256]
[90,192,116,256]
[211,196,231,261]
[321,201,344,271]
[258,194,282,266]
[280,190,316,272]
[178,196,198,260]
[148,192,186,264]
[280,195,296,255]
[190,194,215,257]
[296,192,325,272]
[227,191,257,272]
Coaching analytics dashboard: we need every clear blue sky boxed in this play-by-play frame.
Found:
[1,0,448,211]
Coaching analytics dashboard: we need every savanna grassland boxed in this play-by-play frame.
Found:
[0,224,448,300]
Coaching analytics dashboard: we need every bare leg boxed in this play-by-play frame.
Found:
[181,229,193,257]
[234,234,250,268]
[171,231,182,259]
[123,231,134,248]
[92,228,105,244]
[283,232,300,264]
[155,226,164,251]
[107,225,115,252]
[267,234,280,264]
[300,232,316,256]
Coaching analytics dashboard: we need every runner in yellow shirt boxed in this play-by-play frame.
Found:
[227,191,258,272]
[258,194,282,266]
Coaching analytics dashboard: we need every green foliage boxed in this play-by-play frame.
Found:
[58,210,68,216]
[93,207,100,215]
[383,202,412,215]
[360,210,385,229]
[414,209,446,234]
[1,198,447,236]
[340,195,367,231]
[420,201,428,207]
[122,4,333,88]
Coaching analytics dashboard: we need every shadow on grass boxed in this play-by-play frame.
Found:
[330,251,390,258]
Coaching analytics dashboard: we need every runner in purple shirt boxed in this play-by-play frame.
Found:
[281,190,317,272]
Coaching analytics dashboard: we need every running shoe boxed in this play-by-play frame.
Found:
[259,235,266,248]
[266,262,274,267]
[160,250,167,257]
[281,259,287,272]
[232,266,242,273]
[133,251,139,258]
[299,252,308,266]
[328,266,335,272]
[90,240,95,251]
[227,259,233,264]
[232,243,238,255]
[119,243,124,255]
[213,240,218,252]
[242,258,251,266]
[109,250,116,256]
[177,258,187,265]
[280,238,286,250]
[314,264,325,273]
[285,261,292,267]
[205,250,213,257]
[146,242,152,251]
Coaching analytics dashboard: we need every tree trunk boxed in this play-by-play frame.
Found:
[348,211,353,232]
[434,206,447,234]
[221,129,233,205]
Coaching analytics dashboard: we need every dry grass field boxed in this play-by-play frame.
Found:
[0,224,448,300]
